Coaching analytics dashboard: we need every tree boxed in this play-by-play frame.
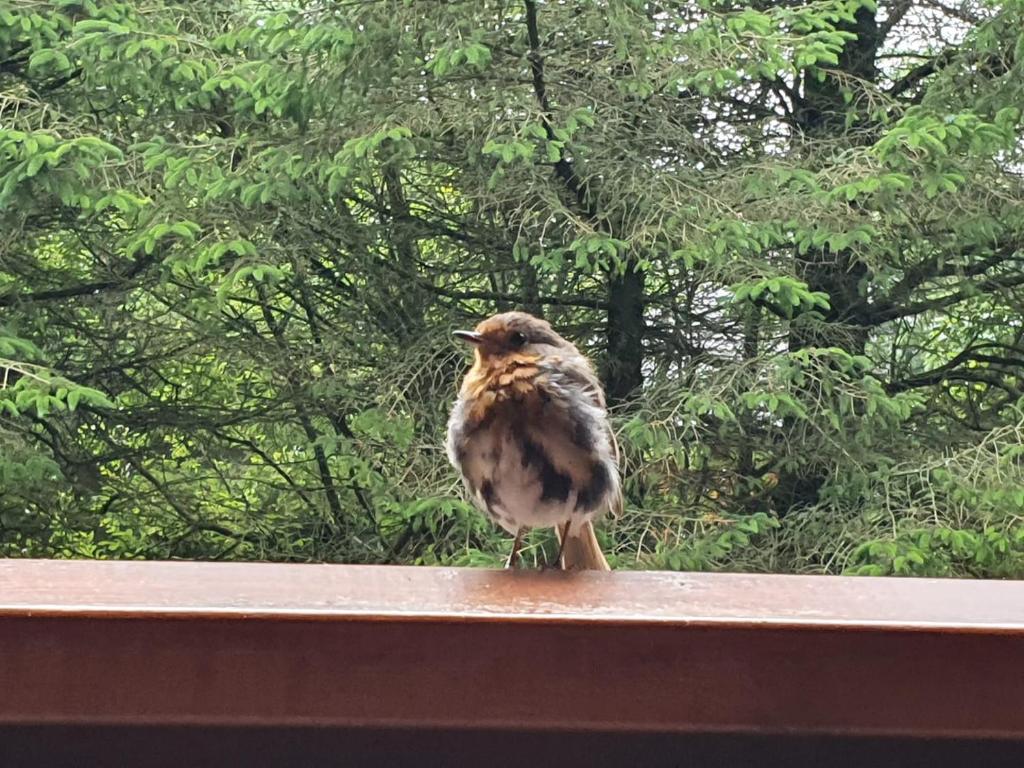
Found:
[2,0,1023,576]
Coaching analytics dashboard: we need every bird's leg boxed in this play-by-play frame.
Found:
[506,526,527,569]
[547,520,572,570]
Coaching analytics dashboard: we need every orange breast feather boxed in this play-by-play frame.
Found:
[462,353,542,425]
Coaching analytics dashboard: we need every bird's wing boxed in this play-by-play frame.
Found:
[539,355,624,521]
[542,352,606,409]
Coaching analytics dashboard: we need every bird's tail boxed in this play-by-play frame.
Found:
[558,520,610,570]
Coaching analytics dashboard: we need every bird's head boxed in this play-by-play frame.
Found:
[453,311,569,364]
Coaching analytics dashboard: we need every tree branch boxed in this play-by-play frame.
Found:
[0,250,160,307]
[419,282,609,310]
[878,0,913,40]
[867,270,1024,326]
[524,0,599,220]
[866,244,1023,326]
[889,48,958,98]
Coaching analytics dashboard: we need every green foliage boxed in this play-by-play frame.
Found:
[2,0,1024,577]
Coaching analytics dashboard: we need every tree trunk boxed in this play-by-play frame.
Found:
[604,260,645,403]
[775,6,879,511]
[381,165,428,345]
[523,0,646,403]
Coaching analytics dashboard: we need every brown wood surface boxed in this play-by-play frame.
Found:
[1,559,1023,740]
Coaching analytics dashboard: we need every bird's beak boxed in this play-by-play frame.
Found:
[453,330,483,345]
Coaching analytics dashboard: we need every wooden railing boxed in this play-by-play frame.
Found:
[2,559,1023,765]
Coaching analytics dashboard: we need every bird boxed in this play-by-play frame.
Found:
[445,311,621,570]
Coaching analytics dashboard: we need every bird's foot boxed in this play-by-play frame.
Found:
[541,547,565,571]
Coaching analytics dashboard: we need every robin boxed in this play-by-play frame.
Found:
[446,311,621,570]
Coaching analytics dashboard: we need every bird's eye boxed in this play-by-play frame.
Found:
[509,331,528,348]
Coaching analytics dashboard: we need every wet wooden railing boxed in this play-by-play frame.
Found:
[1,559,1023,766]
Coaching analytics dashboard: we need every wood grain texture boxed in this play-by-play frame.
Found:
[1,560,1023,739]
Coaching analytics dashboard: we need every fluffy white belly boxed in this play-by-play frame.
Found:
[474,432,594,535]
